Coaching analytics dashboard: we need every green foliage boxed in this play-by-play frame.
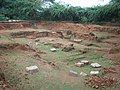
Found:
[0,0,120,22]
[37,1,120,23]
[0,0,38,20]
[81,16,88,23]
[0,14,9,21]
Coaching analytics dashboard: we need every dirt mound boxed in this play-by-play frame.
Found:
[102,37,120,43]
[37,21,93,32]
[0,21,120,35]
[105,53,120,61]
[0,43,34,51]
[0,43,19,50]
[11,31,36,38]
[14,44,34,51]
[74,32,97,41]
[94,26,120,34]
[11,31,62,39]
[49,43,63,48]
[87,76,115,89]
[102,68,117,74]
[37,21,120,36]
[99,22,120,27]
[0,22,32,30]
[109,47,120,54]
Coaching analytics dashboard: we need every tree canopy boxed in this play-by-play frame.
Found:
[0,0,120,23]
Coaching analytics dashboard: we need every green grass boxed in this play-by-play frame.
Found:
[0,42,95,90]
[0,33,118,90]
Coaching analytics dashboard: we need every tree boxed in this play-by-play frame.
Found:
[0,0,38,20]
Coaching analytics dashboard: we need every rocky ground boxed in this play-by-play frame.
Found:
[0,21,120,90]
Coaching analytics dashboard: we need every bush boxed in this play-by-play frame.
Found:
[0,0,120,23]
[0,0,38,20]
[0,14,9,21]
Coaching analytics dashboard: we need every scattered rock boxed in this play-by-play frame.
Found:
[56,31,64,38]
[26,66,39,74]
[89,32,95,36]
[50,48,57,52]
[80,72,88,77]
[73,39,82,43]
[90,71,99,76]
[62,44,74,52]
[64,35,71,39]
[8,20,19,22]
[50,43,63,48]
[28,42,32,45]
[43,42,48,45]
[75,62,84,67]
[91,63,101,68]
[51,32,56,34]
[35,42,39,46]
[80,33,98,41]
[80,60,89,64]
[86,43,94,46]
[79,49,87,54]
[35,39,40,42]
[48,62,59,69]
[86,43,100,47]
[33,53,41,59]
[69,70,78,77]
[49,38,54,41]
[48,62,56,66]
[66,31,72,35]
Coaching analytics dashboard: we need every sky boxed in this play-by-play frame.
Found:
[55,0,110,7]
